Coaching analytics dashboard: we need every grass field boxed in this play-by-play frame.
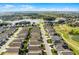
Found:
[54,24,79,55]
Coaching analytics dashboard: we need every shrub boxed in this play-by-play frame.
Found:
[47,39,52,43]
[69,29,79,35]
[51,48,57,55]
[40,44,45,50]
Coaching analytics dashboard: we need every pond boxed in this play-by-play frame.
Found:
[71,35,79,41]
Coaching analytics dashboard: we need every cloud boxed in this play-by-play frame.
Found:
[1,4,16,9]
[0,4,79,12]
[19,5,35,11]
[21,5,34,8]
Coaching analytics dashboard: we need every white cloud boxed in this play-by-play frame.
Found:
[2,5,15,9]
[21,5,34,8]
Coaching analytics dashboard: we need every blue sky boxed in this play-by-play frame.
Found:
[0,3,79,12]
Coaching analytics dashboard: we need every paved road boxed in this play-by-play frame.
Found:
[39,20,52,55]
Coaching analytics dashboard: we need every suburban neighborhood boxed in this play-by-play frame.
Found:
[0,3,79,55]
